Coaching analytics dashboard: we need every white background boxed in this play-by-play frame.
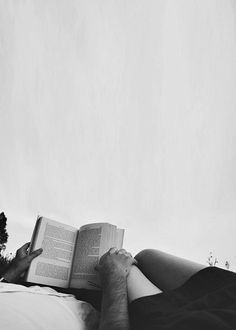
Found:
[1,0,236,269]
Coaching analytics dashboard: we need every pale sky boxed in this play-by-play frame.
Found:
[1,0,236,271]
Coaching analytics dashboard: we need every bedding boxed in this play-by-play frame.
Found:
[0,283,99,329]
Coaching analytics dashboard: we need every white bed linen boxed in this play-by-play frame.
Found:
[0,283,99,330]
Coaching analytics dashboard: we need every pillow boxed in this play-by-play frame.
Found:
[0,283,99,330]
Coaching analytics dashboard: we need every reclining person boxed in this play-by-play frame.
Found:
[97,248,236,330]
[2,244,236,329]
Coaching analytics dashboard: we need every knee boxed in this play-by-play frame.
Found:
[135,249,157,262]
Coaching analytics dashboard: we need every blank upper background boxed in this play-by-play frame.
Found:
[1,0,236,269]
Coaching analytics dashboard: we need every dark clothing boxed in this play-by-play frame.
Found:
[22,281,102,310]
[129,267,236,330]
[57,287,102,311]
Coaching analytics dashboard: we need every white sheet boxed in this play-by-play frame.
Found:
[0,283,99,330]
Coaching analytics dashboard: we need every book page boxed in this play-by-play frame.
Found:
[28,216,42,254]
[116,228,125,249]
[26,217,77,288]
[69,223,118,290]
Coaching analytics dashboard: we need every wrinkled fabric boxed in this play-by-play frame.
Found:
[0,283,100,330]
[130,267,236,329]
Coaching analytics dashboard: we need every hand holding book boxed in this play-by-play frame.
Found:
[96,247,137,286]
[3,243,42,283]
[26,216,124,290]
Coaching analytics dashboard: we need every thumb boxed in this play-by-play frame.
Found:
[28,248,43,262]
[19,242,31,253]
[94,264,100,272]
[16,242,31,257]
[132,258,138,266]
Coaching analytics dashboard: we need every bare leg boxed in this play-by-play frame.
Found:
[135,249,206,291]
[127,266,162,303]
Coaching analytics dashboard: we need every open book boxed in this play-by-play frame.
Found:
[26,216,124,290]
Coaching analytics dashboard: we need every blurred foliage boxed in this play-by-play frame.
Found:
[0,212,8,250]
[207,252,231,271]
[207,252,218,267]
[0,212,12,276]
[0,253,13,277]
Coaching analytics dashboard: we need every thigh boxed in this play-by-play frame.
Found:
[135,249,206,291]
[127,266,162,303]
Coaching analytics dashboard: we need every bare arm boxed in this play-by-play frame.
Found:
[100,274,129,330]
[97,248,136,330]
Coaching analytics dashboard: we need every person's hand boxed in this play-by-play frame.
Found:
[3,242,43,283]
[96,248,137,286]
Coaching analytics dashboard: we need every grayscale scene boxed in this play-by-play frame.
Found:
[0,1,236,329]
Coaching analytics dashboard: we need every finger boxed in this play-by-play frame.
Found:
[117,249,133,258]
[94,264,100,272]
[108,247,118,255]
[18,242,31,253]
[132,258,138,266]
[117,249,128,255]
[27,248,43,262]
